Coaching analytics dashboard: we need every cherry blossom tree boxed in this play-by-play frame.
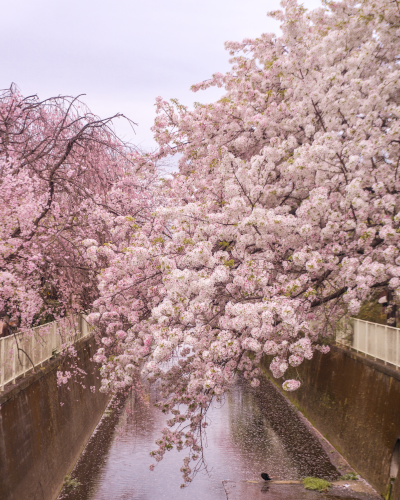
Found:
[89,0,400,485]
[0,85,156,328]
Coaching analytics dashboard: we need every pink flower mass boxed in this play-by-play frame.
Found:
[3,0,400,487]
[0,85,157,329]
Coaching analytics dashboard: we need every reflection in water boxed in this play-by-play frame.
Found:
[59,377,338,500]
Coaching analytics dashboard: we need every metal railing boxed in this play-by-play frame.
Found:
[336,317,400,368]
[0,314,92,391]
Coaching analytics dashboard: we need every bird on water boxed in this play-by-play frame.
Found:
[261,473,272,481]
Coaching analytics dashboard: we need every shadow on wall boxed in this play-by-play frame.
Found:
[390,439,400,500]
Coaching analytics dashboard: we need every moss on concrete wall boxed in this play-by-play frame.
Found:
[260,346,400,497]
[0,336,109,500]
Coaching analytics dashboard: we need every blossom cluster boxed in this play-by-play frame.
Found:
[0,86,157,327]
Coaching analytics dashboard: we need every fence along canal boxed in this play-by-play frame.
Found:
[0,313,91,390]
[336,317,400,368]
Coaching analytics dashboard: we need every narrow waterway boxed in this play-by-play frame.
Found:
[59,377,339,500]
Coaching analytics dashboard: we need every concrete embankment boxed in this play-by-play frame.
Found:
[261,345,400,499]
[0,336,109,500]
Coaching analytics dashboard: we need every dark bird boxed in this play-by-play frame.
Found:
[261,473,272,481]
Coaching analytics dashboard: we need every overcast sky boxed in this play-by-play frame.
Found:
[1,0,321,150]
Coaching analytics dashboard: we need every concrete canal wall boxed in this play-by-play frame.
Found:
[261,345,400,498]
[0,336,109,500]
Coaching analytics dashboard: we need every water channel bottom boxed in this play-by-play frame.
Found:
[59,377,362,500]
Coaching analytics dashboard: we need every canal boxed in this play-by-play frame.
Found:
[58,376,340,500]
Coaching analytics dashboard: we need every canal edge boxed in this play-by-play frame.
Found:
[260,369,380,498]
[54,393,114,500]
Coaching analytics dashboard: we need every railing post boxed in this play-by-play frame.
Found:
[398,328,400,368]
[385,325,388,365]
[52,323,56,357]
[32,331,35,370]
[78,314,81,339]
[12,341,16,384]
[0,339,4,391]
[23,332,26,378]
[353,319,358,351]
[40,329,44,367]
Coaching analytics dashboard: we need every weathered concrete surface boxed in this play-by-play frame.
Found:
[261,346,400,497]
[390,473,400,500]
[394,475,400,500]
[223,480,380,500]
[0,336,109,500]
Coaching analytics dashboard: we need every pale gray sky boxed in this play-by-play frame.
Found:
[1,0,321,150]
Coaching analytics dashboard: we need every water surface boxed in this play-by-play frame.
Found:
[59,377,338,500]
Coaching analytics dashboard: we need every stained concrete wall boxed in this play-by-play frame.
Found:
[261,346,400,497]
[0,336,109,500]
